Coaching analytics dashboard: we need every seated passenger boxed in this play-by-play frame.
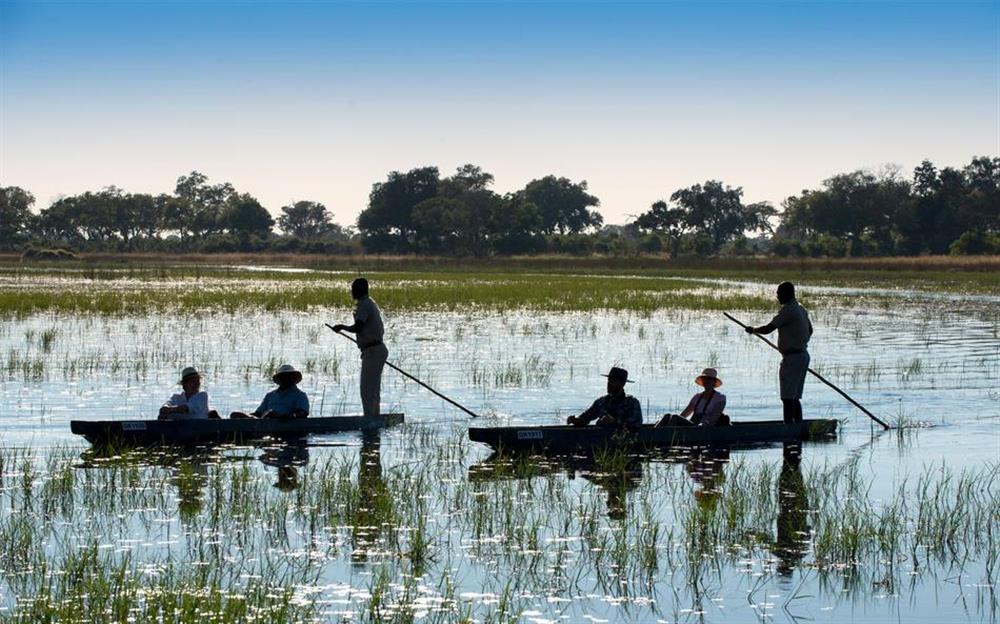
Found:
[566,367,642,430]
[159,367,219,420]
[231,364,309,420]
[657,367,727,427]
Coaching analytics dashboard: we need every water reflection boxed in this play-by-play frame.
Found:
[352,431,388,564]
[258,439,310,491]
[773,442,810,576]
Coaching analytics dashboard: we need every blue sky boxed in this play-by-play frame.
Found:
[1,0,997,225]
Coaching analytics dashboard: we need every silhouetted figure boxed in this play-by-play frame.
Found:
[745,282,813,423]
[159,366,219,420]
[171,460,209,522]
[657,367,728,427]
[774,442,810,576]
[686,446,730,508]
[231,364,309,420]
[259,439,310,491]
[331,278,388,417]
[566,367,642,430]
[352,431,388,564]
[581,458,644,521]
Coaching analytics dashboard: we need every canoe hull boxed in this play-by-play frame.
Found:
[468,419,838,453]
[71,413,405,447]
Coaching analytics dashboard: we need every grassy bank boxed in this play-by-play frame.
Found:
[0,254,996,317]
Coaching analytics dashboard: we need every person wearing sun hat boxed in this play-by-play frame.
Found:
[657,368,727,427]
[159,366,217,420]
[230,364,310,420]
[566,366,642,430]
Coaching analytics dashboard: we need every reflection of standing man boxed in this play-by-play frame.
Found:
[746,282,813,424]
[332,278,388,416]
[774,442,810,576]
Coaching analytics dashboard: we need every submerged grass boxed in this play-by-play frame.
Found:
[0,434,997,623]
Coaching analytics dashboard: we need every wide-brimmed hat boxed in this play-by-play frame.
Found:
[601,367,634,384]
[695,367,722,388]
[272,364,302,385]
[178,366,201,384]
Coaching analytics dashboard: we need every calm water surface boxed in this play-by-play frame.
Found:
[1,282,997,623]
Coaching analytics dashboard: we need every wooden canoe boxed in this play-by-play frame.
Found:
[71,413,404,446]
[468,419,838,453]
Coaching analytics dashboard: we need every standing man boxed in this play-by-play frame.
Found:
[745,281,813,424]
[331,278,388,417]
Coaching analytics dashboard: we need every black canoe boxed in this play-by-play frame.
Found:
[71,413,405,446]
[468,418,838,453]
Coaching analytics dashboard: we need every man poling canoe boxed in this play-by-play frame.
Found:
[743,281,813,424]
[330,278,388,417]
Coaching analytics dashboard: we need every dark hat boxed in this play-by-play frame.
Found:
[601,367,634,384]
[272,363,302,385]
[178,366,201,384]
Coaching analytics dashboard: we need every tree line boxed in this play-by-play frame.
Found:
[2,156,997,257]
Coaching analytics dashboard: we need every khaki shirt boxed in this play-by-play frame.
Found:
[769,299,813,353]
[354,296,385,349]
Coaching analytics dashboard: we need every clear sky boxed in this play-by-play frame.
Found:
[1,0,997,226]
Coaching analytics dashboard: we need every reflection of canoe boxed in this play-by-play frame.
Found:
[71,413,405,446]
[468,419,837,453]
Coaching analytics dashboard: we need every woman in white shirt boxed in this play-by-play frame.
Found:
[159,367,217,420]
[657,368,727,427]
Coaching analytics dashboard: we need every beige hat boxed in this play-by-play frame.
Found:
[695,367,722,388]
[178,366,201,384]
[272,363,302,385]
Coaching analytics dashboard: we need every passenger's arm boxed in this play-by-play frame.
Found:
[251,397,269,418]
[679,394,698,418]
[627,399,642,427]
[293,393,310,418]
[188,393,209,419]
[571,399,602,425]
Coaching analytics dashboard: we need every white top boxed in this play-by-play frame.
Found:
[162,391,210,419]
[682,391,727,426]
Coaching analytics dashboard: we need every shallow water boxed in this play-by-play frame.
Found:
[0,287,997,622]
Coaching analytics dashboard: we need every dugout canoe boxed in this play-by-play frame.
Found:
[468,418,838,453]
[71,413,404,446]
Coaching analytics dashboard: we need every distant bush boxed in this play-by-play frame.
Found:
[949,231,1000,255]
[21,246,77,261]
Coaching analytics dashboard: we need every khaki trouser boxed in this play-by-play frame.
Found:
[779,352,810,400]
[360,343,388,417]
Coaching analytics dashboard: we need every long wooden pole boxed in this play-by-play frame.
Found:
[724,312,891,430]
[325,324,481,419]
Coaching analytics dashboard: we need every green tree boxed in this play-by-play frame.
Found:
[173,171,235,238]
[221,194,274,238]
[358,167,440,251]
[635,200,687,258]
[519,175,602,234]
[670,180,774,254]
[412,165,504,255]
[278,201,342,239]
[780,170,910,255]
[0,186,35,250]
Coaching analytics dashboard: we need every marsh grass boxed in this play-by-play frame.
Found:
[1,437,996,623]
